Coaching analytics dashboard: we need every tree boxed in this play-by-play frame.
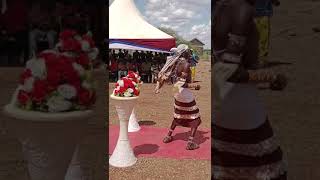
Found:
[158,27,201,55]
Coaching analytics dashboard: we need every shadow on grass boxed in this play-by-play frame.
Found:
[134,144,159,156]
[139,120,156,126]
[264,61,293,69]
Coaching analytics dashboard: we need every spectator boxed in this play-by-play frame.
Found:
[153,52,160,62]
[145,51,152,64]
[127,58,136,71]
[112,49,117,59]
[118,49,125,59]
[255,0,280,67]
[140,59,151,83]
[151,58,160,83]
[190,49,199,83]
[117,59,127,80]
[133,50,140,62]
[0,0,29,66]
[110,57,118,82]
[140,51,146,62]
[29,2,57,57]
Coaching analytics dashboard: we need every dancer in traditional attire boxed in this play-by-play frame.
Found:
[155,44,201,150]
[213,0,287,179]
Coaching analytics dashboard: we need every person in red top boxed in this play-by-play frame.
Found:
[110,58,118,82]
[0,0,29,66]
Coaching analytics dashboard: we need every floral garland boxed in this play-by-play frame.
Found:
[16,30,99,113]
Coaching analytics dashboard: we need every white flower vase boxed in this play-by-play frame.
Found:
[128,108,141,132]
[65,145,82,180]
[3,104,92,180]
[128,83,142,132]
[109,94,138,167]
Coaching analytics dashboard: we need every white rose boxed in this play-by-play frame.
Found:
[61,52,76,58]
[81,40,90,52]
[41,49,58,55]
[124,91,132,97]
[88,48,99,60]
[47,95,72,112]
[55,42,62,49]
[57,84,77,99]
[82,81,91,90]
[72,63,85,76]
[26,58,47,79]
[118,80,124,87]
[127,88,134,93]
[74,35,82,41]
[23,77,35,92]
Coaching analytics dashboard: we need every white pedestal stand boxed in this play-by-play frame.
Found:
[65,145,82,180]
[3,104,92,180]
[109,95,138,167]
[128,83,142,132]
[128,108,141,132]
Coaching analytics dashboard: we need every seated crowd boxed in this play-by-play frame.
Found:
[109,49,169,83]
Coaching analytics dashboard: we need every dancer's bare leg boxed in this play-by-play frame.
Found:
[163,121,177,143]
[186,126,199,150]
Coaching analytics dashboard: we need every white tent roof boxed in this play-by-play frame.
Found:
[109,0,174,39]
[109,42,170,53]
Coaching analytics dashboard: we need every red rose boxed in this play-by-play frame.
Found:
[127,71,135,79]
[126,79,135,89]
[119,87,126,94]
[31,80,48,103]
[20,69,32,84]
[62,38,82,52]
[39,51,58,66]
[18,90,30,105]
[59,29,77,41]
[46,65,61,89]
[82,34,95,48]
[122,78,132,88]
[133,88,139,96]
[78,88,95,106]
[64,67,80,86]
[76,53,90,68]
[56,56,80,86]
[125,72,139,84]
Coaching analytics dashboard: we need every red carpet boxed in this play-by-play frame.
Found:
[109,125,211,160]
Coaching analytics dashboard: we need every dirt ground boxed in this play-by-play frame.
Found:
[108,59,211,180]
[258,0,320,179]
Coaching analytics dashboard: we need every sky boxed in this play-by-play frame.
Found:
[109,0,211,49]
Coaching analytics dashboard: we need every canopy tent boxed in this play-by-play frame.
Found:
[109,0,176,52]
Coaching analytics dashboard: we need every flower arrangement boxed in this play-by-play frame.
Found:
[15,30,99,112]
[112,77,140,97]
[126,71,143,85]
